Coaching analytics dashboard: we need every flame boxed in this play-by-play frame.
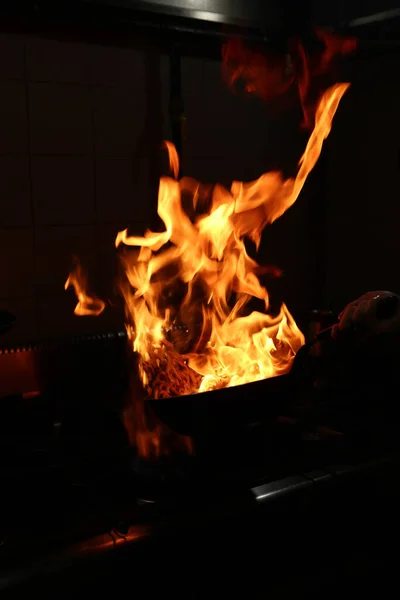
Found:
[65,260,105,317]
[294,29,357,129]
[163,140,179,179]
[122,379,194,459]
[65,38,350,458]
[117,83,349,418]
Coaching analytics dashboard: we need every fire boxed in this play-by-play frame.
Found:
[65,32,351,458]
[116,83,349,403]
[65,260,105,317]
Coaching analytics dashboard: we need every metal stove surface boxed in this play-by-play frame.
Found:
[1,333,400,596]
[1,385,400,591]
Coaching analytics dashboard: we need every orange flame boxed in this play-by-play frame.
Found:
[117,83,349,418]
[65,260,105,317]
[163,140,179,180]
[65,47,350,457]
[122,380,194,459]
[294,29,357,129]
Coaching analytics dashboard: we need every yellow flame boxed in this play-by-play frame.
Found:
[65,261,105,317]
[117,83,349,397]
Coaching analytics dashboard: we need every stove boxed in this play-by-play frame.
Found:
[1,332,400,598]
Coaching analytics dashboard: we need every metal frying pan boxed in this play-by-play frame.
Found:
[147,371,294,437]
[147,295,399,436]
[146,330,326,436]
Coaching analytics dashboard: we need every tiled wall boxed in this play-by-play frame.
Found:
[0,32,317,345]
[0,33,169,344]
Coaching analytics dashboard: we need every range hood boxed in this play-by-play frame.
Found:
[83,0,286,28]
[83,0,400,32]
[1,1,399,42]
[0,0,311,39]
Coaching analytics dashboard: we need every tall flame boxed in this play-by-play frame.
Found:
[64,53,349,458]
[117,83,349,406]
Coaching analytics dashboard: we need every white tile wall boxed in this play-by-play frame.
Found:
[0,33,168,343]
[0,227,35,298]
[95,156,149,223]
[92,86,147,155]
[0,157,31,226]
[29,83,93,154]
[0,79,28,153]
[31,156,95,225]
[0,34,25,79]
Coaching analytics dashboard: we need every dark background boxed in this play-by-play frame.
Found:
[0,14,399,345]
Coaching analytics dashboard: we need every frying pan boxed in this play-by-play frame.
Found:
[147,333,322,436]
[147,295,399,436]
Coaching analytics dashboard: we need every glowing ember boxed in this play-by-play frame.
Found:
[116,82,349,401]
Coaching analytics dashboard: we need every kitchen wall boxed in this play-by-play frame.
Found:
[0,31,320,345]
[0,32,171,344]
[324,53,400,311]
